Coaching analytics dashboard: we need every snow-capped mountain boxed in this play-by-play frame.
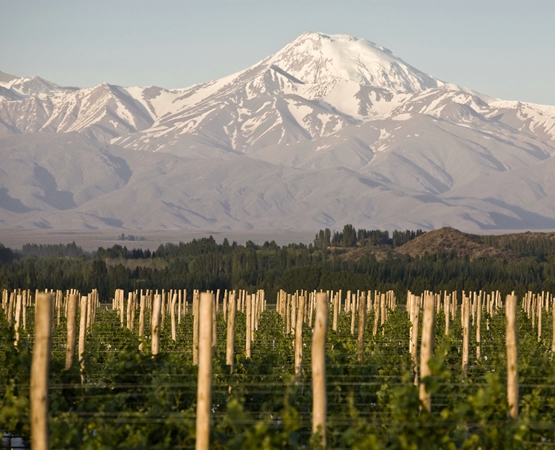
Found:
[1,32,555,232]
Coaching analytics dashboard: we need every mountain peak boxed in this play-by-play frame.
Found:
[0,70,18,84]
[269,32,441,94]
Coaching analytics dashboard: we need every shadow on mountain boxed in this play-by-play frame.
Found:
[0,188,33,213]
[33,165,77,210]
[104,151,133,184]
[92,216,124,228]
[484,198,555,230]
[413,194,448,205]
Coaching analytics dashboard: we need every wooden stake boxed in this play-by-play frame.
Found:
[126,292,133,330]
[350,295,356,335]
[332,293,339,332]
[373,295,380,336]
[193,290,200,365]
[552,296,555,358]
[246,294,252,358]
[120,290,125,327]
[462,295,470,373]
[444,294,450,336]
[357,292,366,363]
[538,296,542,343]
[410,295,420,367]
[212,294,217,347]
[139,292,146,350]
[312,292,328,447]
[294,295,305,383]
[14,294,22,346]
[196,292,213,450]
[226,291,236,371]
[476,293,482,360]
[78,295,88,375]
[65,294,78,370]
[285,294,291,334]
[419,293,435,412]
[506,294,518,419]
[130,292,136,332]
[171,293,177,342]
[7,292,14,326]
[31,292,52,450]
[151,294,161,355]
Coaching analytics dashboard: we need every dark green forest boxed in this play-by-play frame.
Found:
[2,226,555,302]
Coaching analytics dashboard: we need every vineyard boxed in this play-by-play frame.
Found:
[2,286,555,449]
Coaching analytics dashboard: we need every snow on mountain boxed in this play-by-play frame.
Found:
[269,32,441,93]
[2,32,555,232]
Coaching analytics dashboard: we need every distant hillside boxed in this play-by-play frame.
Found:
[335,227,555,262]
[395,228,511,261]
[3,32,555,232]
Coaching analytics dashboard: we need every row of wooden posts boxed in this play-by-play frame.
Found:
[2,287,549,449]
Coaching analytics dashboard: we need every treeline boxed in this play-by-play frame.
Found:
[19,241,85,258]
[313,225,425,249]
[2,227,555,303]
[484,234,555,258]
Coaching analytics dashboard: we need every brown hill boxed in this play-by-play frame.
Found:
[396,228,510,261]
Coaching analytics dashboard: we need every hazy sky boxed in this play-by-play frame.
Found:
[2,0,554,104]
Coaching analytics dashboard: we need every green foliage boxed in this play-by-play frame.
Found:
[4,229,555,446]
[3,302,555,447]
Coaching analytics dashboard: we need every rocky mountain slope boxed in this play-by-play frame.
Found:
[1,32,555,231]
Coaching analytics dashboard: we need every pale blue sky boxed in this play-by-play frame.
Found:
[1,0,554,104]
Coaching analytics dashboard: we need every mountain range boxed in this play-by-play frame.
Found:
[2,31,555,232]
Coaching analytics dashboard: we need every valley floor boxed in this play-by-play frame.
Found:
[0,229,316,251]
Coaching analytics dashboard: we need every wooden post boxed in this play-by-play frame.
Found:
[14,294,22,346]
[223,290,228,323]
[78,295,88,375]
[462,295,470,373]
[246,294,252,358]
[350,293,356,335]
[56,291,61,328]
[410,295,420,366]
[31,292,52,450]
[373,294,380,336]
[126,292,133,330]
[196,292,213,450]
[178,289,182,324]
[380,293,386,326]
[294,296,305,383]
[419,293,435,412]
[151,294,161,355]
[226,291,236,372]
[22,291,27,331]
[444,294,450,336]
[552,296,555,358]
[332,293,339,332]
[120,290,125,327]
[212,294,217,347]
[476,293,482,360]
[506,294,518,419]
[193,291,200,365]
[65,294,78,370]
[7,292,14,326]
[357,292,366,363]
[171,293,177,342]
[312,292,328,447]
[161,290,166,330]
[285,294,291,334]
[130,292,136,332]
[538,296,542,343]
[139,292,146,350]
